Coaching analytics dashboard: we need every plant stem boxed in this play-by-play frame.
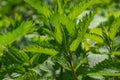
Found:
[60,25,77,80]
[68,56,77,80]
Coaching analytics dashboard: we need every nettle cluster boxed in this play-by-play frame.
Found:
[0,0,120,80]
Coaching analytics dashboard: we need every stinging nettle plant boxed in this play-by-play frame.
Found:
[0,0,120,80]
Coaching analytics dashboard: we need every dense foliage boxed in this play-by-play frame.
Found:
[0,0,120,80]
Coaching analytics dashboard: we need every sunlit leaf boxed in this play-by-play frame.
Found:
[70,12,94,51]
[24,0,53,18]
[89,28,102,35]
[85,33,104,43]
[57,0,63,14]
[68,0,94,19]
[112,51,120,56]
[88,72,120,76]
[23,45,58,56]
[69,33,83,51]
[109,17,120,40]
[0,21,32,46]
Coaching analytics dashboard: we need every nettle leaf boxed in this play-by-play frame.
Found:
[68,0,94,20]
[109,17,120,40]
[70,12,94,51]
[24,0,53,18]
[106,11,120,18]
[90,58,120,72]
[55,26,63,45]
[95,0,111,4]
[50,14,63,44]
[88,72,120,76]
[85,33,104,43]
[29,53,41,67]
[111,51,120,56]
[23,45,58,56]
[75,58,87,72]
[69,33,83,51]
[43,28,54,36]
[78,12,94,33]
[0,21,32,46]
[8,47,29,63]
[55,55,71,71]
[59,15,75,36]
[57,0,63,14]
[89,28,102,35]
[50,14,75,44]
[53,24,63,45]
[83,40,90,51]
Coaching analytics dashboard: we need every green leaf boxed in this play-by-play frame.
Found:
[50,14,63,44]
[89,28,102,35]
[94,0,111,4]
[50,14,75,44]
[0,21,32,46]
[85,33,104,43]
[0,46,4,56]
[30,53,41,66]
[109,17,120,40]
[8,48,23,63]
[14,64,26,73]
[112,51,120,56]
[70,12,94,51]
[54,25,63,44]
[68,0,94,20]
[75,58,87,72]
[79,12,94,33]
[0,16,11,28]
[69,33,83,51]
[88,72,120,76]
[57,0,63,14]
[20,51,30,62]
[13,76,25,80]
[23,45,58,56]
[90,58,120,72]
[55,56,71,71]
[43,28,54,36]
[24,0,52,18]
[8,47,29,63]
